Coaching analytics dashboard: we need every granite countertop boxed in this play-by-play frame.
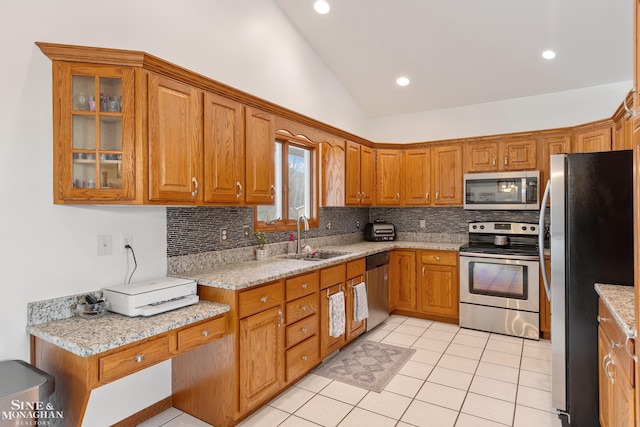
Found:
[28,300,230,357]
[595,283,636,339]
[180,241,464,291]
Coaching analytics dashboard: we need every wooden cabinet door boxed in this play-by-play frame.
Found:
[345,141,361,205]
[320,284,347,358]
[244,107,275,204]
[613,365,636,427]
[148,73,202,203]
[501,139,537,171]
[432,144,463,205]
[404,148,431,205]
[321,141,345,206]
[55,63,138,203]
[203,92,244,204]
[599,327,613,427]
[239,306,284,413]
[376,149,402,205]
[389,251,417,312]
[614,111,634,151]
[540,134,571,192]
[345,258,366,343]
[574,126,612,153]
[360,145,374,205]
[463,141,498,173]
[419,264,459,318]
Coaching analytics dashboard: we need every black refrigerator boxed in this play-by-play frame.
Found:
[543,151,634,426]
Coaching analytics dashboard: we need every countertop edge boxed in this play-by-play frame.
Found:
[27,301,231,357]
[594,283,636,339]
[181,241,464,291]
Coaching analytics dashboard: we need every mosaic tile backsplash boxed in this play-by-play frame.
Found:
[166,206,543,258]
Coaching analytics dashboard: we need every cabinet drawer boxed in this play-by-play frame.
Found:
[286,335,319,382]
[286,313,318,348]
[286,271,319,301]
[346,258,365,279]
[320,263,346,289]
[286,293,319,324]
[99,335,170,383]
[599,299,635,385]
[239,281,285,319]
[177,315,227,353]
[421,250,457,266]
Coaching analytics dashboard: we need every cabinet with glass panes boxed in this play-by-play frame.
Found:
[54,61,137,203]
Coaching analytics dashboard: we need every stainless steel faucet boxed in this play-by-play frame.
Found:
[296,215,309,254]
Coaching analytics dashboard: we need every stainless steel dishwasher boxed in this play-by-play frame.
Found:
[365,251,390,331]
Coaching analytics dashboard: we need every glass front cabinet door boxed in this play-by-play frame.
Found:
[55,63,136,203]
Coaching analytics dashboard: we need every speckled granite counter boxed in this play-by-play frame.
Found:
[27,300,230,357]
[595,283,636,339]
[179,241,464,291]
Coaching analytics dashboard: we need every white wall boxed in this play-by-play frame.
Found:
[0,0,367,425]
[367,81,632,143]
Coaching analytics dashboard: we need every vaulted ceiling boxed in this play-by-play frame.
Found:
[273,0,634,118]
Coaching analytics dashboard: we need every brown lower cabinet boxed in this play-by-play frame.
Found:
[190,259,366,426]
[598,299,635,427]
[390,249,459,323]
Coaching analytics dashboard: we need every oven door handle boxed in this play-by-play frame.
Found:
[539,179,551,301]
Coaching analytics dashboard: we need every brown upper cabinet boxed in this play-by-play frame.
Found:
[573,124,613,153]
[375,148,403,205]
[539,133,571,190]
[463,138,537,173]
[49,60,139,204]
[345,141,373,205]
[38,42,276,205]
[148,73,203,203]
[613,95,634,151]
[375,144,462,207]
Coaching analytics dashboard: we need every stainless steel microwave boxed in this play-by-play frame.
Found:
[464,171,540,210]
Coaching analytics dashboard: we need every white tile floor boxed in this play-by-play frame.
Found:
[138,315,563,427]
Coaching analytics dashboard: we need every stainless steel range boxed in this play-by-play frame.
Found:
[459,221,540,340]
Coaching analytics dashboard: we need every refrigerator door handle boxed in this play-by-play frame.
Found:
[539,179,551,301]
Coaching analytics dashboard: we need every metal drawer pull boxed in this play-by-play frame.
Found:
[422,266,425,276]
[435,256,440,261]
[301,328,308,334]
[261,297,268,303]
[492,158,496,167]
[191,177,199,197]
[302,355,308,361]
[302,306,308,312]
[396,193,400,200]
[202,330,211,337]
[236,182,243,198]
[135,354,145,363]
[270,185,275,199]
[625,336,638,362]
[597,315,607,323]
[504,156,508,166]
[302,283,308,289]
[426,192,429,202]
[361,191,366,200]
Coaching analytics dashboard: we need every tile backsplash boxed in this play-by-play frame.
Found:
[166,205,541,258]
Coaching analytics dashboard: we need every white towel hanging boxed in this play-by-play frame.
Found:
[353,282,369,322]
[329,291,346,337]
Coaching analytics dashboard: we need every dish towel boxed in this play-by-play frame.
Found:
[329,291,346,338]
[353,282,369,322]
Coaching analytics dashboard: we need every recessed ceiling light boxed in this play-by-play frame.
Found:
[396,76,410,87]
[314,0,330,14]
[542,50,556,60]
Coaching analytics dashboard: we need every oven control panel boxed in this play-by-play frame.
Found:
[468,221,538,236]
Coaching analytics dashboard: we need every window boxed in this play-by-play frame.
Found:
[256,135,318,230]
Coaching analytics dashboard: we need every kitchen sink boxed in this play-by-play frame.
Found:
[283,251,349,261]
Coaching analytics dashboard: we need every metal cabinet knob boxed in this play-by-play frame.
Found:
[302,306,308,312]
[202,330,211,337]
[135,354,145,363]
[302,355,308,361]
[301,328,308,334]
[302,283,308,289]
[261,296,268,303]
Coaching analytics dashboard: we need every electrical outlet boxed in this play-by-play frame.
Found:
[243,225,250,240]
[356,220,360,229]
[420,220,426,228]
[97,234,112,256]
[120,234,133,253]
[220,228,228,242]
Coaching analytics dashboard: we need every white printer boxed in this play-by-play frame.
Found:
[103,277,199,317]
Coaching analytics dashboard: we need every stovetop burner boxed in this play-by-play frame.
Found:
[461,221,539,258]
